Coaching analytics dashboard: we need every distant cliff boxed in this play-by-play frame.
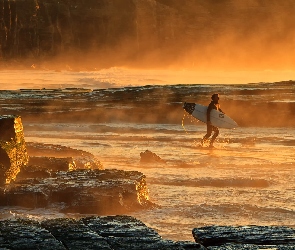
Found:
[1,0,295,69]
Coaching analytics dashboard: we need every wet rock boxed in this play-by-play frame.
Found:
[26,142,104,170]
[140,150,165,163]
[28,156,76,171]
[0,115,29,185]
[80,215,201,250]
[17,164,52,180]
[207,244,295,249]
[4,178,49,208]
[193,226,295,248]
[41,218,111,250]
[0,216,205,250]
[3,169,154,213]
[16,156,76,181]
[0,219,65,250]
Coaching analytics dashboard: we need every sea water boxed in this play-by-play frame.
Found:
[0,69,295,241]
[24,122,295,241]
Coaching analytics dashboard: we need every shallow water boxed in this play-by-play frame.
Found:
[0,69,295,242]
[22,121,295,241]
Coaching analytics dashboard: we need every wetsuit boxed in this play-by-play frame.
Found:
[202,101,223,146]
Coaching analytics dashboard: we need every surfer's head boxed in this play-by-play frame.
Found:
[211,93,220,104]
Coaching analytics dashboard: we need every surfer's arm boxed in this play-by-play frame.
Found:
[219,108,224,114]
[218,104,224,114]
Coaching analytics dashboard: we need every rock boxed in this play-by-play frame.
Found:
[3,169,154,213]
[41,218,111,250]
[140,150,165,163]
[28,156,76,171]
[4,178,49,208]
[16,156,76,181]
[26,142,104,170]
[207,244,295,249]
[0,219,65,250]
[17,164,52,180]
[193,226,295,248]
[0,115,29,185]
[0,216,205,249]
[80,216,205,250]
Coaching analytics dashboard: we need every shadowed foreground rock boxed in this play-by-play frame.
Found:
[2,169,153,214]
[0,115,29,185]
[0,216,205,250]
[193,226,295,249]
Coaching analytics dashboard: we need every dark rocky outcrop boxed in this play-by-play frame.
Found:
[0,116,153,214]
[0,216,205,249]
[193,226,295,249]
[26,142,104,170]
[16,156,76,180]
[140,149,165,164]
[0,115,29,185]
[17,143,104,180]
[2,169,154,214]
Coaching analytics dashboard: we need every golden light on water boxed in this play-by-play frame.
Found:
[1,68,295,91]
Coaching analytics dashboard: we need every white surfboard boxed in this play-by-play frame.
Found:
[183,102,238,129]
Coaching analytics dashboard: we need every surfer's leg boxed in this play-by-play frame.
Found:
[201,124,212,145]
[209,126,219,146]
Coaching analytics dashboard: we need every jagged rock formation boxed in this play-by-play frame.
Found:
[193,226,295,249]
[0,115,29,185]
[0,116,152,214]
[2,169,153,213]
[26,142,104,170]
[140,149,165,163]
[0,216,205,249]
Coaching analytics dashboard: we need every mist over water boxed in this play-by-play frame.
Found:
[1,68,295,90]
[0,78,294,241]
[1,0,295,243]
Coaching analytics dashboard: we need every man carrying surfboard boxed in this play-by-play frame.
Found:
[201,93,224,148]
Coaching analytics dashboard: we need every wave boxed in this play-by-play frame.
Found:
[2,81,295,126]
[148,177,272,188]
[185,203,295,220]
[77,77,118,89]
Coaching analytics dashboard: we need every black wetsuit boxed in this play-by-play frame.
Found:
[202,101,223,145]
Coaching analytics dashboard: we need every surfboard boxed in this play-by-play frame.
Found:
[183,102,238,129]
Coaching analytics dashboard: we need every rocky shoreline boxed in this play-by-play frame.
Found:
[0,217,294,249]
[193,226,295,249]
[0,115,154,215]
[0,215,204,250]
[1,115,295,249]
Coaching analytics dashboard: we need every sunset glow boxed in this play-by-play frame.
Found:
[1,1,295,245]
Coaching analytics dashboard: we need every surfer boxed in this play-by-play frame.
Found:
[201,93,224,148]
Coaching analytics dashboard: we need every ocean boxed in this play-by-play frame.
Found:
[0,68,295,242]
